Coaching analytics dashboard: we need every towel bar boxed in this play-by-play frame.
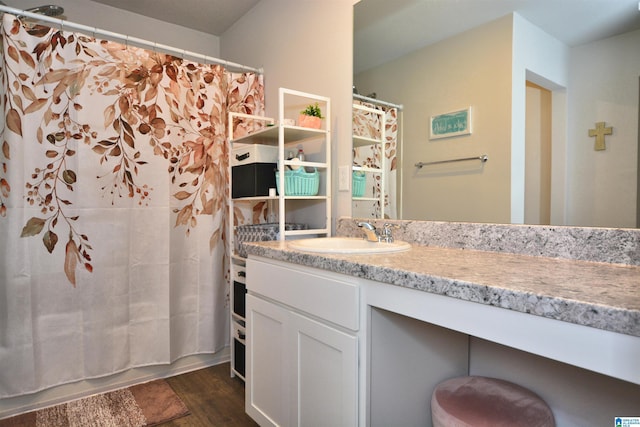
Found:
[415,155,488,168]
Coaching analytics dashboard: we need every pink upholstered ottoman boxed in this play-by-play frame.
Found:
[431,376,555,427]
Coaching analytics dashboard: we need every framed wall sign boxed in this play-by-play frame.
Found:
[430,107,472,139]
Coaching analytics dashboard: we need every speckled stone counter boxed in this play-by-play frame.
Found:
[337,218,640,266]
[243,219,640,338]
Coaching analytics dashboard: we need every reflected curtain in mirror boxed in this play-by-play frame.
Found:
[352,100,399,219]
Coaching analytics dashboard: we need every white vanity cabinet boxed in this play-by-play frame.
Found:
[245,257,359,427]
[243,232,640,427]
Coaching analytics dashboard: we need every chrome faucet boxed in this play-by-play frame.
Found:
[357,222,380,242]
[357,222,399,243]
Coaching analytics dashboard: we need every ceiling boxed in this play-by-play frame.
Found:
[89,0,259,35]
[41,0,640,75]
[354,0,640,73]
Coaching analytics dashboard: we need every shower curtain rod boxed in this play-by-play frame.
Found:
[0,5,263,74]
[353,93,403,110]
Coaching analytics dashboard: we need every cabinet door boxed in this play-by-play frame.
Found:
[290,310,358,427]
[246,294,290,427]
[247,293,359,427]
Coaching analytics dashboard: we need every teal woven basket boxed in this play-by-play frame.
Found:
[275,167,319,196]
[352,171,365,197]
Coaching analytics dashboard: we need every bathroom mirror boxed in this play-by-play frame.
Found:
[353,0,640,228]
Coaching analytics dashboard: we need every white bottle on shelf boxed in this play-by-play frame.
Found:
[267,199,277,223]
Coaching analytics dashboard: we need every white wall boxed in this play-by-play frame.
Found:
[512,13,569,224]
[567,29,640,228]
[470,338,640,427]
[355,15,514,223]
[221,0,357,226]
[3,0,221,57]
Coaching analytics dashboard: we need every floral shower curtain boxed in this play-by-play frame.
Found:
[352,100,398,219]
[0,14,263,397]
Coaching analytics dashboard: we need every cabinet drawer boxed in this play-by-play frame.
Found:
[247,257,359,330]
[234,264,247,284]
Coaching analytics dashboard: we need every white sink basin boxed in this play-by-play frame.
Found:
[288,237,411,254]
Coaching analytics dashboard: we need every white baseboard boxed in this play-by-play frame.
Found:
[0,347,231,420]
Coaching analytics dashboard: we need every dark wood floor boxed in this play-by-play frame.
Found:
[160,362,258,427]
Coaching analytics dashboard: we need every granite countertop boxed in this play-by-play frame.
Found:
[243,241,640,337]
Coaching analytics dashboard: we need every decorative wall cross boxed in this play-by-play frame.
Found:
[588,121,613,151]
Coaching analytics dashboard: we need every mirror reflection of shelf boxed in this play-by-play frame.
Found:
[353,134,382,147]
[353,165,382,173]
[352,95,403,220]
[353,197,379,202]
[352,102,386,218]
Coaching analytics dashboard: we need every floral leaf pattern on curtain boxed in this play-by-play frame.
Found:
[0,16,264,286]
[0,13,265,399]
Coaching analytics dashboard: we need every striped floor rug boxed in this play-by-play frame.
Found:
[0,379,189,427]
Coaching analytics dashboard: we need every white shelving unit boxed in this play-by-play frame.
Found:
[227,88,331,379]
[352,102,386,219]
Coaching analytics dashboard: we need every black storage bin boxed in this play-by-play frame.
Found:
[234,337,246,377]
[233,281,247,317]
[231,162,276,198]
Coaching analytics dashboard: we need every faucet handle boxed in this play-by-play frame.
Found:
[381,223,399,242]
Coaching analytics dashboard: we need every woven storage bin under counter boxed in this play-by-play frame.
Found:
[235,223,308,257]
[275,167,319,196]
